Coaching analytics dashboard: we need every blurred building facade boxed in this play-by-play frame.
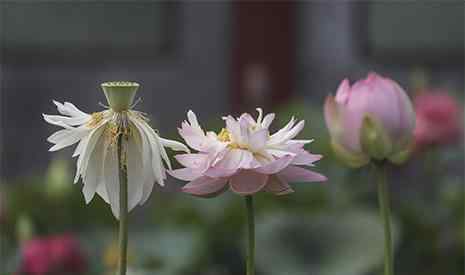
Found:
[1,2,463,178]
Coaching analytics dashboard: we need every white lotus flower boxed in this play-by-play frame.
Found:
[43,82,188,218]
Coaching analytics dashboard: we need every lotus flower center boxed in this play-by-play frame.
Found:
[217,128,231,142]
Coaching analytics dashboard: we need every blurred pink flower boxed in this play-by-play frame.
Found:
[324,72,416,167]
[18,234,87,275]
[170,109,326,197]
[413,91,463,149]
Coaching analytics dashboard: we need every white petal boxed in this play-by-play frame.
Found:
[43,114,74,129]
[126,136,144,210]
[47,129,70,144]
[268,120,305,146]
[96,183,109,203]
[159,137,190,153]
[74,124,106,183]
[261,113,275,128]
[256,108,263,124]
[42,114,89,126]
[136,120,165,186]
[53,100,89,118]
[128,117,152,176]
[103,146,120,219]
[82,134,106,203]
[49,128,90,152]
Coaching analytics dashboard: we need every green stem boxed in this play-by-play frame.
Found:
[245,195,255,275]
[117,132,128,275]
[377,164,393,275]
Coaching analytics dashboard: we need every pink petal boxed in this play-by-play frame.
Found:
[182,176,228,197]
[278,166,327,183]
[178,123,206,152]
[253,155,293,174]
[335,78,351,104]
[175,153,209,169]
[291,150,322,166]
[204,166,238,178]
[263,176,294,195]
[324,95,341,139]
[230,170,269,195]
[248,128,268,152]
[168,168,203,181]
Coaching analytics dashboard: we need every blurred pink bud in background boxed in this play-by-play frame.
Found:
[18,234,87,275]
[413,90,463,149]
[324,72,416,167]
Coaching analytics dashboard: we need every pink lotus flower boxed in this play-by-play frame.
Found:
[170,109,326,197]
[324,72,416,167]
[413,90,463,148]
[18,234,87,275]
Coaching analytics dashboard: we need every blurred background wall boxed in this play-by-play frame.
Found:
[1,1,463,179]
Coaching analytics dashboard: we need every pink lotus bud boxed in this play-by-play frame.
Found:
[324,72,415,167]
[413,90,463,149]
[18,234,87,275]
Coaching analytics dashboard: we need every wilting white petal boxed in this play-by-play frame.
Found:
[104,146,120,219]
[158,137,190,153]
[82,134,106,203]
[42,114,89,126]
[43,114,75,129]
[74,125,105,183]
[126,136,144,210]
[96,183,109,204]
[53,100,89,118]
[49,127,90,152]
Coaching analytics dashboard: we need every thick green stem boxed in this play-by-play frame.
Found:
[117,133,128,275]
[245,195,255,275]
[377,165,393,275]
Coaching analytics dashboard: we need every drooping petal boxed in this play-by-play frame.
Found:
[74,125,106,183]
[48,128,90,152]
[43,114,75,129]
[230,170,269,195]
[103,146,120,219]
[182,176,228,197]
[129,117,152,178]
[47,129,70,144]
[42,114,89,127]
[53,100,89,118]
[126,136,145,210]
[169,167,203,181]
[81,134,106,203]
[96,183,109,203]
[175,153,209,169]
[158,137,190,153]
[277,166,327,183]
[135,119,165,185]
[263,175,294,195]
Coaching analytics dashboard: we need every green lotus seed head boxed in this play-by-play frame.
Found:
[101,81,140,112]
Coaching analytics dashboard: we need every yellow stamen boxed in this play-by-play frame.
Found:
[87,112,104,128]
[217,128,231,142]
